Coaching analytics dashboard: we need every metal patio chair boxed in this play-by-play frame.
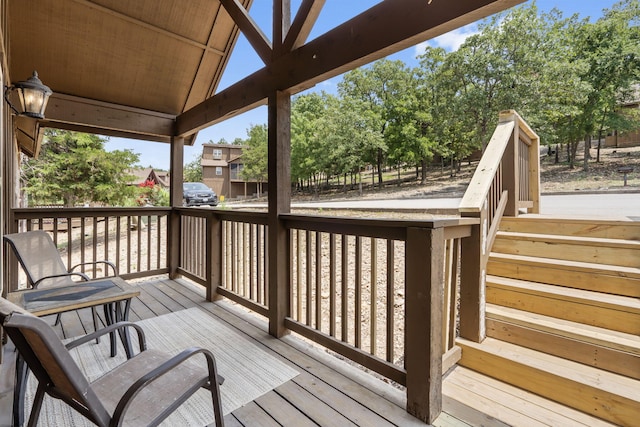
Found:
[0,297,225,427]
[3,230,118,333]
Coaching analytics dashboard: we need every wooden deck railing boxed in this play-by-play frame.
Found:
[458,110,540,342]
[6,207,170,292]
[6,206,479,423]
[176,208,270,316]
[177,208,477,422]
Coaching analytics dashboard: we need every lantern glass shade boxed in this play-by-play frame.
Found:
[5,71,52,119]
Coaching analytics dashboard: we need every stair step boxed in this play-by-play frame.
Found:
[443,366,617,427]
[500,216,640,240]
[457,337,640,426]
[486,276,640,334]
[492,231,640,267]
[487,252,640,297]
[486,304,640,379]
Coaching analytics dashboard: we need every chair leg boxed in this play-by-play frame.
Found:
[92,307,100,344]
[27,384,46,427]
[54,313,62,326]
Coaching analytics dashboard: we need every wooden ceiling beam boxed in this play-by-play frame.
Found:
[44,93,176,141]
[220,0,272,64]
[282,0,325,52]
[176,0,524,136]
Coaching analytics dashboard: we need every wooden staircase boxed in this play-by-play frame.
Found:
[457,216,640,426]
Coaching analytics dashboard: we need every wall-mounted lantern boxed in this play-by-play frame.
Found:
[4,71,52,119]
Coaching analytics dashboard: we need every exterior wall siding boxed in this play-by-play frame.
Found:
[201,143,264,200]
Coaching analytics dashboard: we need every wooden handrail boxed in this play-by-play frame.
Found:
[458,110,540,344]
[459,120,515,214]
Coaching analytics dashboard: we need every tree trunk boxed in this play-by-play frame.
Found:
[377,148,384,185]
[596,129,603,163]
[583,135,591,171]
[568,142,577,169]
[420,158,427,184]
[358,170,363,196]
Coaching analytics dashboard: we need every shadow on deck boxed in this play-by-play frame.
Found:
[0,276,613,426]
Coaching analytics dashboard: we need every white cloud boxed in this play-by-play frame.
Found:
[414,23,479,56]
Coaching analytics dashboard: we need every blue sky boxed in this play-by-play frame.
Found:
[105,1,617,170]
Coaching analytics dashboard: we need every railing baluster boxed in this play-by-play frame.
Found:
[386,239,394,363]
[355,235,362,349]
[305,230,312,326]
[316,231,322,331]
[370,237,377,356]
[329,233,336,338]
[341,234,348,343]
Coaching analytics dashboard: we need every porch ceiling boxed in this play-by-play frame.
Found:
[7,0,251,144]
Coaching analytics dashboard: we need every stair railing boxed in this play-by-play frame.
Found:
[458,110,540,342]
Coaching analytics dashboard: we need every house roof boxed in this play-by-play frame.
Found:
[128,168,156,185]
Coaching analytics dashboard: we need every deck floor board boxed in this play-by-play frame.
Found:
[1,275,615,426]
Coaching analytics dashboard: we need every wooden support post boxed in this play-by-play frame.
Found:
[405,226,444,424]
[207,212,223,301]
[267,90,291,338]
[168,136,184,279]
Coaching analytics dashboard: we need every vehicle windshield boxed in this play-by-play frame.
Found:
[183,183,210,192]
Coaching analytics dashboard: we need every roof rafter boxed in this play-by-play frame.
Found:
[220,0,272,64]
[176,0,524,136]
[282,0,325,52]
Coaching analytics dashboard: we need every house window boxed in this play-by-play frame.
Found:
[230,163,244,180]
[213,149,222,159]
[216,166,223,176]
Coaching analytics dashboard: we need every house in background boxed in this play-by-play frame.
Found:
[201,143,263,200]
[128,168,170,188]
[605,99,640,148]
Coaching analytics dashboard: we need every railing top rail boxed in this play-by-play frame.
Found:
[176,207,270,225]
[459,120,515,213]
[12,207,171,218]
[282,213,478,240]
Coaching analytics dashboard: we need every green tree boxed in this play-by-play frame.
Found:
[339,60,413,186]
[316,95,385,194]
[570,0,640,169]
[22,130,139,207]
[184,153,203,182]
[291,92,330,192]
[240,124,268,194]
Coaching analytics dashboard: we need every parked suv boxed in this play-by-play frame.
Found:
[183,182,218,206]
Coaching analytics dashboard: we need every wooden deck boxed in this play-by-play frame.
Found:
[1,276,615,426]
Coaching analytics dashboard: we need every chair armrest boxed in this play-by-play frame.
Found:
[70,260,118,276]
[112,347,223,425]
[66,321,146,353]
[33,272,90,288]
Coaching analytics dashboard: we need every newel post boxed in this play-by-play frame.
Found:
[459,211,486,342]
[405,226,444,424]
[500,111,520,217]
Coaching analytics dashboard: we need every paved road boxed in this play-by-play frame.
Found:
[233,192,640,221]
